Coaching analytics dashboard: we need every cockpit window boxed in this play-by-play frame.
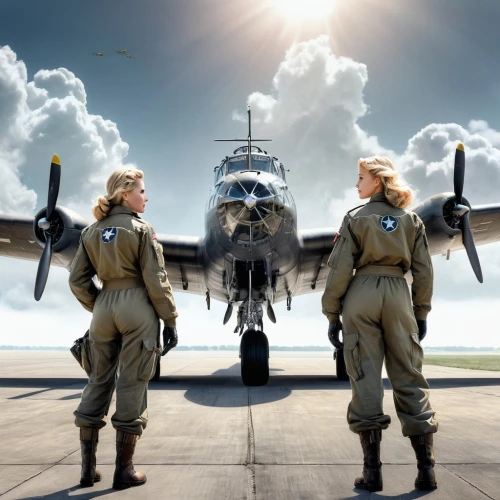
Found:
[227,154,271,174]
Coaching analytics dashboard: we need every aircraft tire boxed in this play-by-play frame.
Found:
[241,329,269,386]
[151,354,161,382]
[335,349,349,381]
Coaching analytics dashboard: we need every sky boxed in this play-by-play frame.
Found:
[1,0,500,348]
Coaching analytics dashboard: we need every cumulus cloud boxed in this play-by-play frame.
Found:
[0,45,136,327]
[233,35,500,230]
[2,37,500,347]
[0,45,134,220]
[400,121,500,205]
[234,35,395,225]
[234,34,500,308]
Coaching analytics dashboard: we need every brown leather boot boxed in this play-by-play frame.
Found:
[410,434,437,490]
[112,430,147,490]
[354,429,383,492]
[79,428,102,487]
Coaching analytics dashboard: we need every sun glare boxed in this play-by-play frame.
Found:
[270,0,336,20]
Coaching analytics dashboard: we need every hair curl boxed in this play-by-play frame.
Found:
[358,156,412,209]
[91,168,144,221]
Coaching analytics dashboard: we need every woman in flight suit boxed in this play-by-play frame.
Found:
[322,156,438,492]
[69,169,178,490]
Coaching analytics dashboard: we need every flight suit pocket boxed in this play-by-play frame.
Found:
[343,333,364,381]
[138,338,158,381]
[410,333,423,373]
[81,338,93,378]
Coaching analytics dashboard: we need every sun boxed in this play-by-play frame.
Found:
[269,0,336,20]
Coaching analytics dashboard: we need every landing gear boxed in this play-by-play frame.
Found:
[334,348,349,381]
[240,329,269,386]
[152,354,161,382]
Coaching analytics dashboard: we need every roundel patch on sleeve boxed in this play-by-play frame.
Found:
[101,227,117,243]
[380,215,398,232]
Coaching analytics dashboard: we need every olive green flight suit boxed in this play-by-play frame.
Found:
[322,192,438,437]
[69,204,178,435]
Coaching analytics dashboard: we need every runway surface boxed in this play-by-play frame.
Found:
[0,350,499,499]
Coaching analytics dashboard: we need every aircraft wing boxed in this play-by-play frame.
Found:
[156,234,206,295]
[0,214,207,295]
[294,203,500,296]
[294,228,337,297]
[0,215,40,262]
[467,204,500,247]
[0,212,86,268]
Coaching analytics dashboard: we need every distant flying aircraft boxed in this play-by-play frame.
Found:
[92,52,104,57]
[0,108,497,386]
[115,49,127,55]
[126,55,136,59]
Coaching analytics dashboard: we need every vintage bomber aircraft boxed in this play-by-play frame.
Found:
[1,109,500,386]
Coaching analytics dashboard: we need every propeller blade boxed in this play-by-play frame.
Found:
[461,213,483,283]
[453,143,465,205]
[34,234,53,301]
[46,154,61,220]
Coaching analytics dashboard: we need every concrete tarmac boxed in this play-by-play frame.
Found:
[0,350,499,499]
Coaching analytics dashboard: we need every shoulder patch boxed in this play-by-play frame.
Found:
[101,227,117,243]
[333,229,341,244]
[380,215,398,233]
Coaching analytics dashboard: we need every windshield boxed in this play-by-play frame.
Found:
[227,154,271,174]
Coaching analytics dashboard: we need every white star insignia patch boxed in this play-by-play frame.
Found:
[101,227,117,243]
[380,215,398,232]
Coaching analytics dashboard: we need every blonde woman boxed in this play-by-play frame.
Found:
[322,156,438,492]
[69,168,178,490]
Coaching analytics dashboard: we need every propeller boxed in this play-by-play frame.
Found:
[34,155,61,301]
[451,143,483,283]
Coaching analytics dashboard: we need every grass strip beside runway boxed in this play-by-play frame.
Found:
[423,355,500,371]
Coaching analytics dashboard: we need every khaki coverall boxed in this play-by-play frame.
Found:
[69,205,178,435]
[322,192,438,437]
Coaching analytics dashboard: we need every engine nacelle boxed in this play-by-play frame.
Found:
[33,206,90,267]
[413,192,470,254]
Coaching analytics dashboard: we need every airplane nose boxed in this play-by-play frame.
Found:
[217,179,284,244]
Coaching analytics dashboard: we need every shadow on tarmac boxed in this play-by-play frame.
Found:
[1,366,499,408]
[1,373,499,392]
[12,487,436,500]
[15,486,115,500]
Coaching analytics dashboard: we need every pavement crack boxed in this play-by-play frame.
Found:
[0,448,79,497]
[245,388,257,500]
[442,464,496,500]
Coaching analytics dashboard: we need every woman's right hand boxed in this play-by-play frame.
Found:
[328,320,343,349]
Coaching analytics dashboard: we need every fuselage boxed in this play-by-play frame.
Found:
[202,147,300,304]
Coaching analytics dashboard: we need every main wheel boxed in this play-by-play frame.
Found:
[151,354,161,382]
[241,329,269,386]
[335,348,349,381]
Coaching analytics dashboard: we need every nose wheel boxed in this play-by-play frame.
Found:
[240,329,269,386]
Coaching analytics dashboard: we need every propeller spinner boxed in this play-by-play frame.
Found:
[451,143,483,283]
[34,154,61,301]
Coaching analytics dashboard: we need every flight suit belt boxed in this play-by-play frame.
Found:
[355,265,404,277]
[101,277,145,290]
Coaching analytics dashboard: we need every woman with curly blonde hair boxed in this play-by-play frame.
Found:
[322,156,437,493]
[70,168,178,490]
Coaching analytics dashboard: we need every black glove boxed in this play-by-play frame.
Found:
[161,326,178,356]
[328,320,343,350]
[416,319,427,342]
